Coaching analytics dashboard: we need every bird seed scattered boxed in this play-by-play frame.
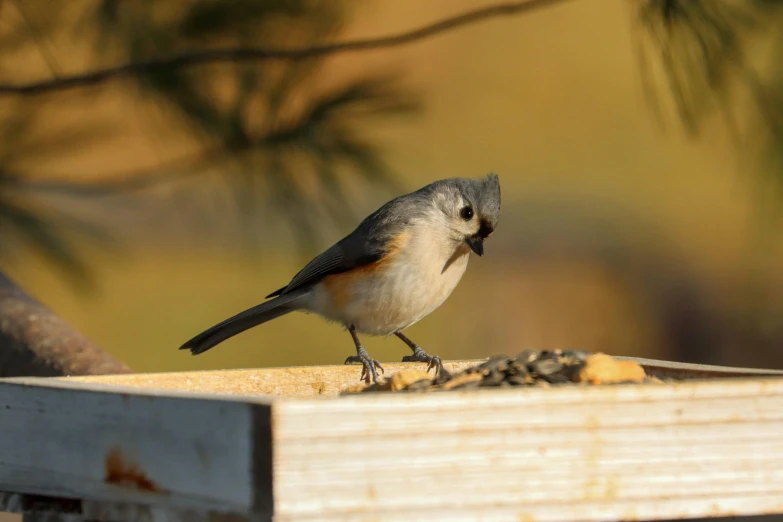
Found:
[343,350,660,394]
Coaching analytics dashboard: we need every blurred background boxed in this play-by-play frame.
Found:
[2,0,783,376]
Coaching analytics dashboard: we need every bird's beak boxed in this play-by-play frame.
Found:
[465,235,484,256]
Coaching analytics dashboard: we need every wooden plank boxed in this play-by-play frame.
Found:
[52,357,783,398]
[615,356,783,380]
[272,377,783,521]
[0,379,272,520]
[54,360,482,397]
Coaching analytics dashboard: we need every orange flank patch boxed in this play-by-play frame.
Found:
[322,230,410,308]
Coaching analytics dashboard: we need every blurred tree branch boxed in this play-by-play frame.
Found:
[633,0,760,135]
[0,1,424,273]
[0,0,569,96]
[632,0,783,192]
[9,0,63,77]
[0,270,132,377]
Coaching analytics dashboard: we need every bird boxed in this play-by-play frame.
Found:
[180,173,501,383]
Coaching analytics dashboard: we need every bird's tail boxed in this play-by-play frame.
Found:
[179,291,305,355]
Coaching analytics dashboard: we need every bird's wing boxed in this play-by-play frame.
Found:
[265,201,403,299]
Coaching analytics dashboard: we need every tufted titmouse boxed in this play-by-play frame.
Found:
[180,174,501,383]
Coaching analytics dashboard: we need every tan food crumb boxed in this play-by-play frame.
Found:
[386,368,432,391]
[436,371,483,390]
[573,353,647,384]
[345,368,433,394]
[342,382,368,394]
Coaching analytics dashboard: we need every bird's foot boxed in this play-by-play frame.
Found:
[402,347,442,375]
[344,347,384,384]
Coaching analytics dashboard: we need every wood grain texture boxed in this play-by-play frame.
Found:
[272,377,783,521]
[54,357,783,398]
[56,360,481,397]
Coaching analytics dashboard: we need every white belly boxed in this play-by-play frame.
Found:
[305,232,471,336]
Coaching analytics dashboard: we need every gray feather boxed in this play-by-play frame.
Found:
[269,187,434,297]
[179,290,306,355]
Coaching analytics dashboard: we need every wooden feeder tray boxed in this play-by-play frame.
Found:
[1,354,783,522]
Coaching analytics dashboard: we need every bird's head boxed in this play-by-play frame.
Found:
[431,173,501,256]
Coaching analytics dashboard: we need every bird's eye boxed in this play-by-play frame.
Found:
[460,206,474,220]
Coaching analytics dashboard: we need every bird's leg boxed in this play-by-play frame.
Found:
[343,325,384,384]
[396,332,442,375]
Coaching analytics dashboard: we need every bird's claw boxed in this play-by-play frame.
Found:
[402,347,443,375]
[344,349,384,384]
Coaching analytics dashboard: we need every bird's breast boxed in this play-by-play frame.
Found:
[307,227,470,335]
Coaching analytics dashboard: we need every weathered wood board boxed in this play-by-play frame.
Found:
[1,357,783,522]
[54,357,783,396]
[57,359,484,397]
